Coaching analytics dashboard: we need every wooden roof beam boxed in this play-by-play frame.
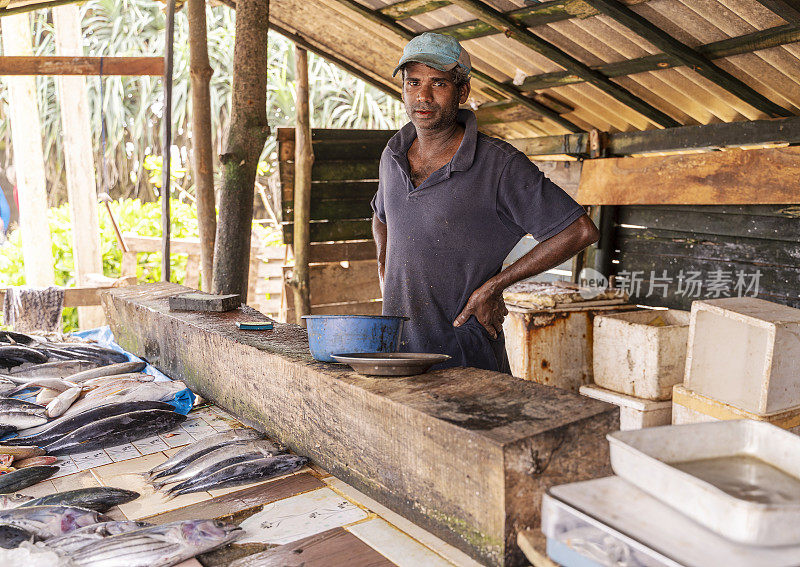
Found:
[510,115,800,157]
[581,0,791,118]
[0,56,163,75]
[752,0,800,27]
[447,0,681,128]
[515,24,800,92]
[331,0,584,133]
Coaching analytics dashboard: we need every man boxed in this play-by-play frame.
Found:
[371,32,599,373]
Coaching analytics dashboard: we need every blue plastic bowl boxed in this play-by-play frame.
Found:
[302,315,408,362]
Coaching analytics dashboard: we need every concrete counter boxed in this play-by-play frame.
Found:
[103,282,618,566]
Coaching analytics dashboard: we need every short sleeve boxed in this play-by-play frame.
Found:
[496,152,585,241]
[370,149,389,224]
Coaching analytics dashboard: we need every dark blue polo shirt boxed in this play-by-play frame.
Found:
[371,109,585,372]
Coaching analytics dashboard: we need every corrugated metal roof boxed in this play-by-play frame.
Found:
[5,0,793,139]
[270,0,800,139]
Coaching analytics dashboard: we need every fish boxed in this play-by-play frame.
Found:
[22,487,140,512]
[0,504,108,539]
[0,524,33,549]
[146,428,263,479]
[83,373,154,388]
[0,466,59,494]
[46,386,83,418]
[151,440,282,489]
[0,407,49,430]
[66,362,147,384]
[0,454,12,467]
[0,331,40,347]
[0,493,34,509]
[8,378,79,396]
[8,400,177,446]
[42,521,153,554]
[9,360,102,380]
[0,345,49,369]
[0,445,45,459]
[0,398,45,412]
[70,519,243,567]
[38,344,129,365]
[62,381,186,418]
[36,387,62,405]
[166,454,308,496]
[45,409,186,456]
[12,455,58,468]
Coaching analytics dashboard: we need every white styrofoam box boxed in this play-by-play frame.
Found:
[580,384,672,430]
[608,420,800,546]
[684,297,800,414]
[672,384,800,434]
[593,309,690,400]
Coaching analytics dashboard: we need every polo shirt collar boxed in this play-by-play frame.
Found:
[387,109,478,174]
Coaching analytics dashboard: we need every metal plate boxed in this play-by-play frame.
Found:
[331,353,451,377]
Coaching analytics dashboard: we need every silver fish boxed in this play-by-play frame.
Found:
[0,493,34,510]
[62,381,186,418]
[167,454,308,496]
[70,519,243,567]
[0,398,45,412]
[0,407,49,430]
[67,361,147,384]
[9,360,102,380]
[0,505,108,539]
[152,440,282,489]
[147,428,263,479]
[42,520,152,554]
[46,386,83,418]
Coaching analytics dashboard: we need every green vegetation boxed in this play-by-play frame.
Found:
[0,0,404,203]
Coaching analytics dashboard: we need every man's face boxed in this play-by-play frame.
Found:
[402,62,470,132]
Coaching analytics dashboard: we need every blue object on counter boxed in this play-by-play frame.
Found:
[302,315,408,363]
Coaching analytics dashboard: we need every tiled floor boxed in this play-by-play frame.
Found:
[13,404,486,567]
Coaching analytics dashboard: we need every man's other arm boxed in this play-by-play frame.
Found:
[373,215,387,292]
[454,214,599,338]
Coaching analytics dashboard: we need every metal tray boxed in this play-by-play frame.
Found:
[331,353,450,377]
[608,420,800,546]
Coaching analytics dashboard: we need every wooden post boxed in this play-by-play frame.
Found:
[161,0,176,283]
[1,14,55,287]
[188,0,216,292]
[288,46,313,325]
[212,0,270,301]
[53,5,105,329]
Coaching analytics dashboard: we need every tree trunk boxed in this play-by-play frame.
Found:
[211,0,270,300]
[53,5,105,329]
[1,14,55,287]
[188,0,216,292]
[289,46,313,325]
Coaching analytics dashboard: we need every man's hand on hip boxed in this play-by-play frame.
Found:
[453,286,508,339]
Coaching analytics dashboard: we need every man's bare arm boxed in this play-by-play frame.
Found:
[454,214,600,338]
[372,215,387,292]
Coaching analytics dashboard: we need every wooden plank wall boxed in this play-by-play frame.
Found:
[609,204,800,310]
[278,128,392,321]
[279,127,395,244]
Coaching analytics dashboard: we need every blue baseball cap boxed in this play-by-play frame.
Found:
[393,32,471,77]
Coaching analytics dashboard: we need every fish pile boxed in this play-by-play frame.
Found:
[0,487,241,565]
[0,487,241,566]
[0,331,191,461]
[145,428,308,496]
